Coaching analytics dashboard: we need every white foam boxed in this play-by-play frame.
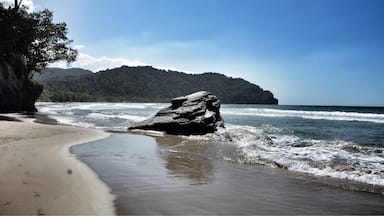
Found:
[37,102,80,115]
[37,102,167,112]
[68,102,167,110]
[184,124,384,186]
[221,108,384,123]
[85,112,148,122]
[244,135,384,186]
[130,129,165,137]
[86,113,111,120]
[286,160,384,186]
[53,116,95,128]
[36,102,157,128]
[117,114,148,122]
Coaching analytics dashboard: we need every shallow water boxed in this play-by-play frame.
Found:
[72,134,384,214]
[40,102,384,188]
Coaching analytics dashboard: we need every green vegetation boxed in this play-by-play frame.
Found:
[34,67,93,81]
[0,1,77,74]
[0,0,77,112]
[37,66,278,104]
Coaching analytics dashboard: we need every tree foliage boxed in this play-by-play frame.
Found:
[0,1,77,75]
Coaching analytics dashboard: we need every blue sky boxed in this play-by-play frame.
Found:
[17,0,384,105]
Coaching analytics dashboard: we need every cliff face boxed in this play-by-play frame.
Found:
[0,59,43,113]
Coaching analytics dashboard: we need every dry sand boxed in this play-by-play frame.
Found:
[0,114,115,215]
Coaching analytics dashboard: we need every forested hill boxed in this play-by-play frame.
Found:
[34,67,93,81]
[37,66,278,104]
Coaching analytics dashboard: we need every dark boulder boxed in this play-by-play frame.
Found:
[129,91,224,135]
[0,60,43,113]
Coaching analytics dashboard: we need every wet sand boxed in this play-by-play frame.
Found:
[0,114,115,215]
[72,133,384,215]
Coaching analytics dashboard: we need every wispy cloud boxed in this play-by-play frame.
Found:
[50,52,147,72]
[48,42,199,73]
[0,0,35,12]
[50,51,196,73]
[73,44,85,50]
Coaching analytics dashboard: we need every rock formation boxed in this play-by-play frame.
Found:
[0,60,43,113]
[129,91,224,135]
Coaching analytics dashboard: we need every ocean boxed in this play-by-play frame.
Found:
[36,102,384,214]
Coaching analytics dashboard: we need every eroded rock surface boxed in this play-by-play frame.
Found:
[129,91,224,135]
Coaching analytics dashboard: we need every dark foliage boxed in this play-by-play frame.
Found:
[34,67,93,81]
[0,2,77,74]
[0,1,77,112]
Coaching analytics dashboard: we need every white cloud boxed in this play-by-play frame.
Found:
[49,52,196,74]
[1,0,34,12]
[155,66,180,71]
[73,44,85,50]
[50,53,147,72]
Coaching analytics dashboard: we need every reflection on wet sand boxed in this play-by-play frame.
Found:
[155,135,216,185]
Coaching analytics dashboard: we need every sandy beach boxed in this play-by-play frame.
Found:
[0,114,115,215]
[2,109,383,215]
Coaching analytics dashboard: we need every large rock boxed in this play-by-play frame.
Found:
[129,91,224,135]
[0,59,43,113]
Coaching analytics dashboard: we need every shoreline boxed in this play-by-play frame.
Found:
[0,114,115,215]
[71,133,384,214]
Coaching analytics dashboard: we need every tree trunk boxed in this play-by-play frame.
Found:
[13,0,22,11]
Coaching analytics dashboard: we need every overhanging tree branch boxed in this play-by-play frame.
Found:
[13,0,23,11]
[1,3,77,74]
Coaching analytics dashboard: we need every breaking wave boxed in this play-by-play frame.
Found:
[184,124,384,187]
[222,108,384,123]
[37,102,384,188]
[36,102,159,129]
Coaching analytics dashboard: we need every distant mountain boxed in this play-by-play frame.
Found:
[34,67,93,81]
[37,66,278,104]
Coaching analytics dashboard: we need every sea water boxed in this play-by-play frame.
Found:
[37,103,384,189]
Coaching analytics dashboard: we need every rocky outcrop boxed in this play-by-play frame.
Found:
[129,91,224,135]
[0,60,43,113]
